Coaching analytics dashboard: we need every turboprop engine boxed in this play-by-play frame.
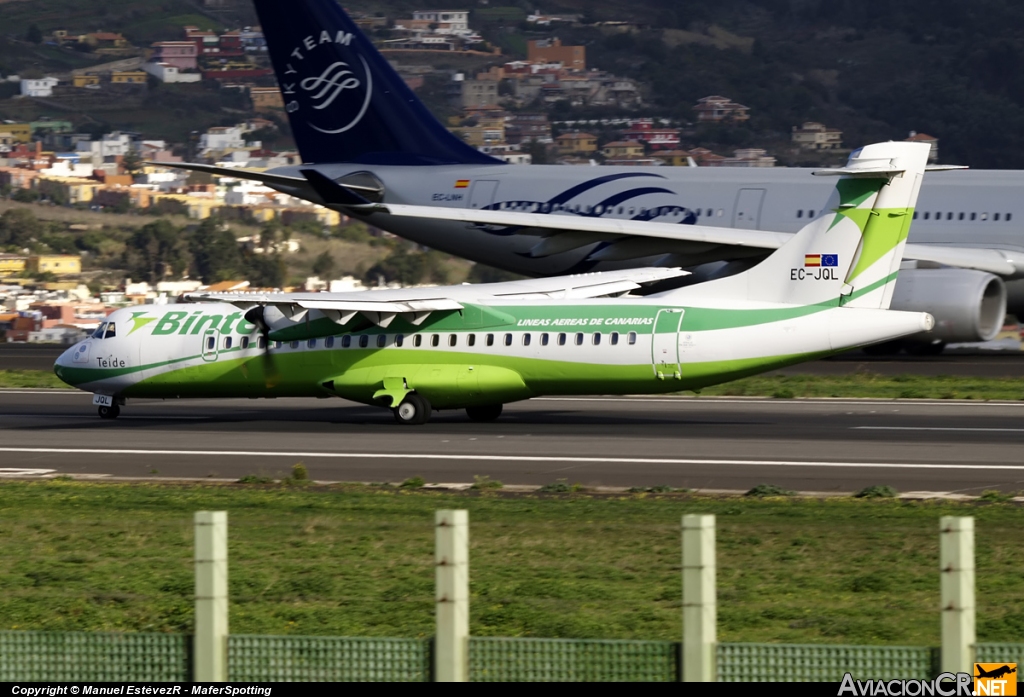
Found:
[888,268,1006,344]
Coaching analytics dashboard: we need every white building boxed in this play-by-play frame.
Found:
[142,62,201,83]
[411,10,471,35]
[76,131,132,162]
[20,77,59,97]
[200,126,246,153]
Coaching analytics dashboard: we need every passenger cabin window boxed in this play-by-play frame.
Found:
[924,212,929,220]
[610,332,620,346]
[290,341,299,349]
[504,333,513,346]
[414,335,422,347]
[971,213,977,220]
[541,333,549,346]
[241,336,250,349]
[467,334,475,347]
[257,336,266,349]
[947,212,953,221]
[523,333,531,346]
[274,341,283,349]
[628,332,638,345]
[486,334,494,346]
[575,333,584,346]
[359,335,369,348]
[797,210,803,219]
[557,333,566,346]
[224,337,233,350]
[377,335,387,348]
[449,334,457,347]
[325,336,334,349]
[395,334,404,347]
[431,334,439,347]
[959,212,965,220]
[342,335,351,348]
[105,323,116,339]
[207,336,216,350]
[593,333,601,345]
[307,339,316,349]
[1008,213,1013,222]
[995,213,1001,221]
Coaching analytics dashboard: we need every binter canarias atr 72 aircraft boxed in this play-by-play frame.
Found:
[156,0,1024,353]
[57,142,934,424]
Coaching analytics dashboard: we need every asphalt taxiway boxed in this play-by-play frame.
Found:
[2,390,1023,495]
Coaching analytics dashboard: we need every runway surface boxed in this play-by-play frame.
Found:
[2,390,1024,495]
[4,343,1024,376]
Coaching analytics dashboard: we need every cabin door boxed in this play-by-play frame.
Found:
[201,328,219,362]
[468,180,500,209]
[651,309,684,380]
[733,188,765,230]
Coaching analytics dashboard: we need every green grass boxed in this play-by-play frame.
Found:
[6,368,1024,400]
[698,373,1024,400]
[0,481,1021,645]
[0,370,68,389]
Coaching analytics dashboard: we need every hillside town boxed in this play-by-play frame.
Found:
[0,7,942,345]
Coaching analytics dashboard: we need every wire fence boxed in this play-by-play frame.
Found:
[0,631,1019,682]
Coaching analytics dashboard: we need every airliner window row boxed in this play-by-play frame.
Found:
[211,336,267,351]
[271,331,640,350]
[497,201,724,218]
[797,209,1013,222]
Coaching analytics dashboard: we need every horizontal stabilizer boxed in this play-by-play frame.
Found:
[145,161,306,188]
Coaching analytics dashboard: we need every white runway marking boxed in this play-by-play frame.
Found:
[853,426,1024,433]
[0,413,207,420]
[536,396,1024,407]
[0,468,56,477]
[0,447,1021,471]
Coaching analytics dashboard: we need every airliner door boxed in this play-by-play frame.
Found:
[733,188,765,230]
[201,328,219,362]
[651,309,684,379]
[468,180,499,209]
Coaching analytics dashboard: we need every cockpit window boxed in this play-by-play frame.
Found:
[104,323,116,339]
[92,323,107,338]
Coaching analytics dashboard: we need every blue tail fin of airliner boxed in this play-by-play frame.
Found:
[252,0,501,166]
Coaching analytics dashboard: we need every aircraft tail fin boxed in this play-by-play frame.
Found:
[668,142,930,309]
[252,0,501,166]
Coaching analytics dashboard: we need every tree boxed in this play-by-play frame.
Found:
[189,218,242,283]
[0,208,43,247]
[312,251,335,278]
[122,149,143,175]
[124,219,190,283]
[26,24,42,44]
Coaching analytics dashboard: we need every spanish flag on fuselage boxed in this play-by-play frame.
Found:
[454,179,470,189]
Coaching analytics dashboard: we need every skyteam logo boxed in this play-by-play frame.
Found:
[281,30,373,135]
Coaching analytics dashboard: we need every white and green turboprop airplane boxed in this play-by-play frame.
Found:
[56,143,934,424]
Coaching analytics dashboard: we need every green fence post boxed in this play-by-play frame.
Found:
[435,509,469,682]
[940,516,975,674]
[195,511,228,682]
[682,514,716,682]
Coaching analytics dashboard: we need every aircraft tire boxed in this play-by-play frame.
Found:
[394,393,431,425]
[466,404,503,422]
[98,405,120,420]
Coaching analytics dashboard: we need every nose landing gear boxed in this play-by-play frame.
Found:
[98,405,121,419]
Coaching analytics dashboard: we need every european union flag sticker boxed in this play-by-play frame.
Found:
[821,254,838,267]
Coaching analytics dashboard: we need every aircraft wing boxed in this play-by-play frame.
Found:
[374,202,1023,276]
[187,267,689,323]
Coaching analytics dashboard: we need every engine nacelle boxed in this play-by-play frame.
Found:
[889,268,1006,343]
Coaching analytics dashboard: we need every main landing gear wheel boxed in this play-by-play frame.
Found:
[466,404,503,422]
[393,393,431,425]
[98,405,120,420]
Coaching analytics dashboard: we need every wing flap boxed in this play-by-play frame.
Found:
[903,244,1019,276]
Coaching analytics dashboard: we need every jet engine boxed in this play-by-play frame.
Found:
[888,268,1006,344]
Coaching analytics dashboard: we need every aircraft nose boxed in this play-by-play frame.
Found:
[54,343,84,386]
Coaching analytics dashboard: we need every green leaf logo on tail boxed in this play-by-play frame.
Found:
[127,311,157,335]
